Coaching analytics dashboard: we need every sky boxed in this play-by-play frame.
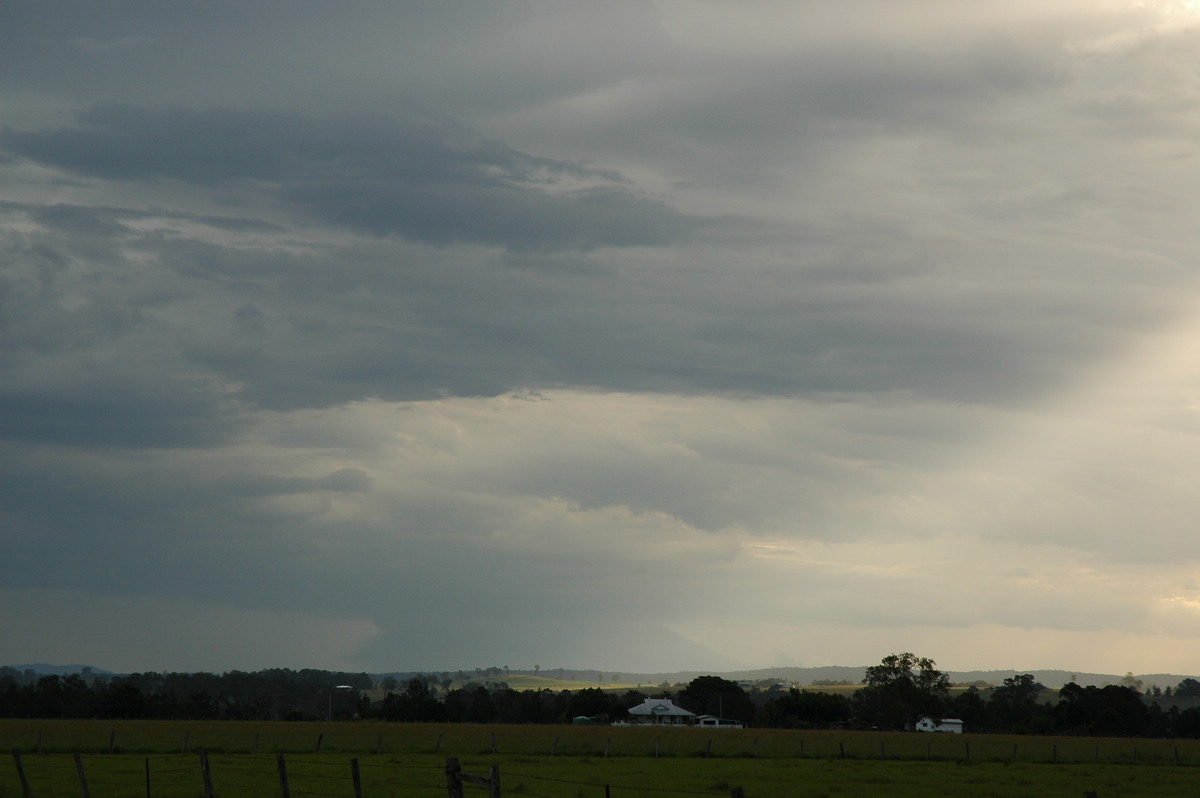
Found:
[4,1,1200,678]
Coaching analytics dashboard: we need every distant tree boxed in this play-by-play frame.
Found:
[1175,678,1200,698]
[760,689,850,729]
[678,676,756,725]
[851,653,949,730]
[1055,683,1149,737]
[988,674,1048,733]
[1121,672,1144,693]
[946,689,987,732]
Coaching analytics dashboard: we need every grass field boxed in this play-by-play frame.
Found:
[3,720,1200,797]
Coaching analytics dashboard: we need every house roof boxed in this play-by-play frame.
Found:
[628,698,695,717]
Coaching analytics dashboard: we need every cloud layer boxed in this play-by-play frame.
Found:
[4,0,1200,675]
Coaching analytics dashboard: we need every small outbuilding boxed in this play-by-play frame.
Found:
[914,716,964,733]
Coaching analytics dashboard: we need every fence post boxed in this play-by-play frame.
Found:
[36,731,43,755]
[252,733,259,754]
[181,731,190,753]
[276,753,291,798]
[145,758,151,798]
[199,750,215,798]
[316,733,324,753]
[445,757,464,798]
[753,738,758,758]
[605,737,611,758]
[74,753,92,798]
[731,788,745,798]
[488,764,501,798]
[108,729,116,753]
[491,732,497,754]
[13,752,33,798]
[551,736,559,756]
[351,757,362,798]
[706,739,713,758]
[376,732,383,755]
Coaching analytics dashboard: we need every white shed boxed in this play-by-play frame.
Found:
[914,716,964,733]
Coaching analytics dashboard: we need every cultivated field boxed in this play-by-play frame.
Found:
[3,720,1200,797]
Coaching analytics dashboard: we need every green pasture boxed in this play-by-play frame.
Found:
[3,721,1200,797]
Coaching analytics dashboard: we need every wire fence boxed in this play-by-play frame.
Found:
[8,720,1200,763]
[4,752,745,798]
[6,722,1200,797]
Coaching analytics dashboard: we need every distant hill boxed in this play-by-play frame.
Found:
[3,664,114,677]
[532,666,1198,691]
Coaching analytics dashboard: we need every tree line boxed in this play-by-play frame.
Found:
[6,655,1200,738]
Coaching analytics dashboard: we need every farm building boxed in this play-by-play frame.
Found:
[914,716,964,733]
[623,698,696,725]
[695,715,744,729]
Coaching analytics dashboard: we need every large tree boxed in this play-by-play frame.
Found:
[852,652,949,730]
[678,675,756,725]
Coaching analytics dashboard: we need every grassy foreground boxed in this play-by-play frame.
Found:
[3,720,1200,797]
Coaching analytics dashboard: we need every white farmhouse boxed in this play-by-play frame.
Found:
[914,716,964,733]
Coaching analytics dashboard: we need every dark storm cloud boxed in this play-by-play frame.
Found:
[5,104,699,251]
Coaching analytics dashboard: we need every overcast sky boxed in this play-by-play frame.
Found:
[5,1,1200,677]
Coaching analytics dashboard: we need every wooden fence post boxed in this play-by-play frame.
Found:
[706,739,713,758]
[276,753,291,798]
[445,757,464,798]
[315,733,324,753]
[13,753,33,798]
[491,732,497,754]
[36,731,43,755]
[376,732,383,755]
[74,753,92,798]
[181,731,190,753]
[436,733,443,754]
[488,764,501,798]
[655,737,661,757]
[108,729,116,753]
[198,750,215,798]
[351,757,363,798]
[731,787,745,798]
[252,733,259,754]
[605,737,611,758]
[551,736,559,756]
[145,758,151,798]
